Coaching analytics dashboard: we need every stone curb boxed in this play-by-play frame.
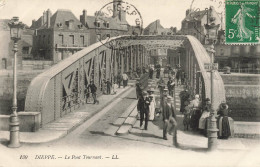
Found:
[115,102,138,136]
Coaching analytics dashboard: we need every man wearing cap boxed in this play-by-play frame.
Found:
[137,91,150,130]
[162,96,177,143]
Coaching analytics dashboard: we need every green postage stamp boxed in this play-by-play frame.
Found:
[225,0,260,44]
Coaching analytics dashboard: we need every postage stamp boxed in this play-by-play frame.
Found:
[94,0,143,49]
[225,0,260,44]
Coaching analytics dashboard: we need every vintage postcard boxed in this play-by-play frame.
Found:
[0,0,260,167]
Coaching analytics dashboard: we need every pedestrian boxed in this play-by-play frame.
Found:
[183,98,191,131]
[167,77,175,97]
[179,88,190,113]
[122,73,128,88]
[112,81,118,95]
[88,81,99,104]
[162,96,177,145]
[136,82,143,99]
[147,88,155,121]
[117,73,122,88]
[102,79,107,94]
[136,67,142,77]
[106,79,112,95]
[137,92,150,130]
[217,102,232,139]
[176,69,181,86]
[181,71,185,85]
[149,66,154,79]
[84,85,90,103]
[189,94,202,131]
[156,67,161,79]
[198,98,211,136]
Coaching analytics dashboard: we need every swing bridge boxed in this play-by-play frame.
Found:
[24,35,225,126]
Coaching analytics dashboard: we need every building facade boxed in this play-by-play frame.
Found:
[31,9,90,64]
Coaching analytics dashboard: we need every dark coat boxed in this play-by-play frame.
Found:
[88,83,97,93]
[137,96,150,113]
[163,102,176,120]
[167,80,175,91]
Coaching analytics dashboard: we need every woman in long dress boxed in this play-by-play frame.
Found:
[217,103,232,139]
[189,94,202,131]
[199,98,211,136]
[147,88,155,121]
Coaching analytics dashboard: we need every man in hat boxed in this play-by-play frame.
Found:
[162,96,177,144]
[137,91,150,130]
[88,80,99,104]
[167,77,175,97]
[136,82,143,100]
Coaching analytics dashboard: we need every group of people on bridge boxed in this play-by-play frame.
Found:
[135,63,233,147]
[179,88,233,139]
[84,72,130,105]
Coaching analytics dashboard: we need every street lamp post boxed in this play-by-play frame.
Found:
[8,17,24,148]
[207,44,219,151]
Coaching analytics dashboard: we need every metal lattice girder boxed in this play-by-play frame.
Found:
[25,35,225,125]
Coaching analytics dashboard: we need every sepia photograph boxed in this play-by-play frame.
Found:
[0,0,260,166]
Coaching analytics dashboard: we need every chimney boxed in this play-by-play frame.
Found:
[46,9,52,28]
[42,11,45,26]
[80,9,87,25]
[112,0,117,18]
[186,9,191,16]
[32,19,36,27]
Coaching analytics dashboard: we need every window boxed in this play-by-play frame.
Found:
[38,35,41,43]
[96,34,101,42]
[59,34,64,44]
[106,22,109,28]
[69,35,74,45]
[43,35,45,45]
[78,24,83,29]
[220,49,224,56]
[57,23,63,28]
[22,47,29,54]
[106,34,110,38]
[80,35,84,45]
[48,35,50,44]
[95,21,100,28]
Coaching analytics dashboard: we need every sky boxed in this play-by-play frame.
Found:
[0,0,225,30]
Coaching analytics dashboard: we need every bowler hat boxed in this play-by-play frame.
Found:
[205,98,210,102]
[220,103,228,110]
